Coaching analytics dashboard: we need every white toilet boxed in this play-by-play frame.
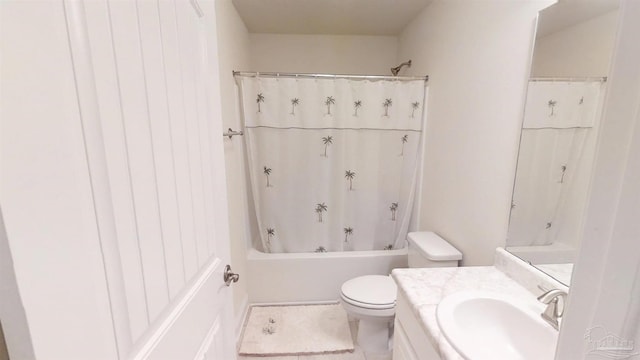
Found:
[340,232,462,354]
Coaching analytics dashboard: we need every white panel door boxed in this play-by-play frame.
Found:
[1,0,235,359]
[0,1,121,358]
[76,0,236,358]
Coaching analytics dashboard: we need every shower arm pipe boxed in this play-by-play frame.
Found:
[232,70,428,82]
[529,76,607,82]
[391,60,412,76]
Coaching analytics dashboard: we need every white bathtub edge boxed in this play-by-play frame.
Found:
[247,247,408,259]
[246,248,409,304]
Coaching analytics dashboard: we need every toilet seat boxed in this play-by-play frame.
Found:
[340,275,397,310]
[341,295,395,310]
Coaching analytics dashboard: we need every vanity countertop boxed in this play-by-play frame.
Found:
[391,249,565,360]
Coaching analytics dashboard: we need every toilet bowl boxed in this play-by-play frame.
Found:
[340,231,462,355]
[341,275,396,353]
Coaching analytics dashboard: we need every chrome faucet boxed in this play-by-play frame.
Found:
[537,289,568,330]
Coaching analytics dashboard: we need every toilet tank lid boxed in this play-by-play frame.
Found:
[407,232,462,261]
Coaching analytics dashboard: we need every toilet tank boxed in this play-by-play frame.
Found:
[407,232,462,268]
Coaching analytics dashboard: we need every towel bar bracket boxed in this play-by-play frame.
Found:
[223,128,243,139]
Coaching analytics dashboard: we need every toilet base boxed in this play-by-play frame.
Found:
[356,318,392,354]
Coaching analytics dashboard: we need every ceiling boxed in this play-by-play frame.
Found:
[536,0,620,38]
[232,0,619,38]
[231,0,433,36]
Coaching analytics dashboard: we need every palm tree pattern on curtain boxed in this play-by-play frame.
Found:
[321,136,333,157]
[343,227,353,244]
[252,93,424,119]
[344,170,356,191]
[383,98,393,117]
[559,165,567,183]
[390,202,398,221]
[242,77,425,253]
[325,96,335,115]
[315,202,328,223]
[263,166,272,187]
[290,98,299,115]
[411,102,420,118]
[353,100,362,116]
[266,228,275,252]
[548,99,557,116]
[400,135,408,156]
[256,93,265,113]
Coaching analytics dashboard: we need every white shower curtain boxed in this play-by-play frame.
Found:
[508,80,604,247]
[239,76,426,253]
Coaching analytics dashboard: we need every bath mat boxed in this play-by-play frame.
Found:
[238,303,355,356]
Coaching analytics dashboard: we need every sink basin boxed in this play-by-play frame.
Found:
[436,291,558,360]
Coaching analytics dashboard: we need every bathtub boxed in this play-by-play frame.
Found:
[246,247,408,304]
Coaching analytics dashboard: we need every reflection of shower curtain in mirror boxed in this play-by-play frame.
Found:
[508,81,604,247]
[238,76,426,253]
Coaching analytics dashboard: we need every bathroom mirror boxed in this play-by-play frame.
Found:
[506,0,620,286]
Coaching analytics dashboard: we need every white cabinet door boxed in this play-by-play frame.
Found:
[393,294,442,360]
[393,319,419,360]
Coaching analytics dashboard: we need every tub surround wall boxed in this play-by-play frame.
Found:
[397,0,553,265]
[391,248,566,359]
[214,0,252,336]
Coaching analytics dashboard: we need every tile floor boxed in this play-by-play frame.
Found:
[237,320,391,360]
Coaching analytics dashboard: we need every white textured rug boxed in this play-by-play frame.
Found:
[239,303,355,357]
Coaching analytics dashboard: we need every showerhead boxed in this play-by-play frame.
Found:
[391,60,412,76]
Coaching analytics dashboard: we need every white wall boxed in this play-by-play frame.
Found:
[557,1,640,356]
[397,0,552,265]
[249,34,398,75]
[532,10,619,78]
[214,0,252,333]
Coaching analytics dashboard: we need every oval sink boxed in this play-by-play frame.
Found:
[436,291,558,360]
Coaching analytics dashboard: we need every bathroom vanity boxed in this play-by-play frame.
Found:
[393,291,440,359]
[391,248,568,360]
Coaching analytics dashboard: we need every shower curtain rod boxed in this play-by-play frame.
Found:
[529,76,607,82]
[232,70,429,82]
